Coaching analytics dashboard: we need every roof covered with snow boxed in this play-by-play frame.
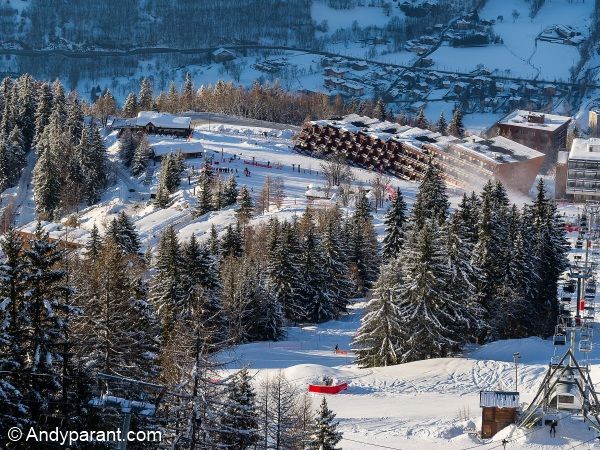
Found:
[151,140,204,156]
[569,138,600,161]
[311,115,542,164]
[498,109,571,132]
[136,111,192,130]
[457,135,545,164]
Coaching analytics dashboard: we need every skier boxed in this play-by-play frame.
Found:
[549,420,557,437]
[334,344,339,353]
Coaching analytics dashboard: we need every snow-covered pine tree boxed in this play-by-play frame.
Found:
[373,98,387,121]
[382,187,407,260]
[455,192,479,246]
[220,367,260,449]
[131,136,150,176]
[13,74,36,149]
[118,129,137,167]
[73,237,160,379]
[194,171,214,217]
[33,82,53,149]
[267,220,304,322]
[348,190,380,293]
[182,73,195,111]
[65,95,84,144]
[7,125,25,184]
[411,163,449,229]
[309,398,342,450]
[123,92,138,117]
[211,178,227,211]
[139,78,153,111]
[444,211,483,340]
[448,106,465,137]
[396,221,466,362]
[221,224,244,258]
[529,179,569,336]
[154,179,171,208]
[236,185,254,225]
[0,133,11,191]
[106,211,141,254]
[20,223,79,425]
[472,181,511,336]
[32,109,64,218]
[207,224,220,257]
[352,257,404,367]
[224,175,239,206]
[0,229,27,429]
[492,205,537,338]
[415,107,427,129]
[52,79,67,122]
[436,111,447,135]
[181,233,222,303]
[254,279,285,342]
[85,223,102,259]
[151,225,184,337]
[297,208,335,323]
[321,213,353,317]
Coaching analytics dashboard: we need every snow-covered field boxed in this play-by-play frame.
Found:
[429,0,593,80]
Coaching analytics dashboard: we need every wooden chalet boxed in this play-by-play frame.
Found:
[117,112,192,138]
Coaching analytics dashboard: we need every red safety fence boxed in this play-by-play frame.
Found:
[566,225,580,233]
[244,160,271,168]
[308,383,348,394]
[335,349,349,355]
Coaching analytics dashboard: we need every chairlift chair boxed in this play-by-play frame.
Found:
[561,296,572,303]
[553,331,566,346]
[581,327,592,340]
[579,339,593,353]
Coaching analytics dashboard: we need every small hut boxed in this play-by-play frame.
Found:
[480,391,520,438]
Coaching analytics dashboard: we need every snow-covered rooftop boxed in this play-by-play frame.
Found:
[311,115,543,163]
[457,136,545,164]
[569,138,600,161]
[151,140,204,157]
[136,111,192,130]
[498,109,571,132]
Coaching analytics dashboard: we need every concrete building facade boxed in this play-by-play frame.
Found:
[495,110,571,160]
[566,138,600,201]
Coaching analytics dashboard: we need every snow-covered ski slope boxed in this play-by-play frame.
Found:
[222,229,600,450]
[65,121,466,251]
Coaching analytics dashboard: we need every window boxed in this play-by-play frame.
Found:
[558,395,575,404]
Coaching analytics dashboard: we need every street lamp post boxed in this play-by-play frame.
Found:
[513,352,521,392]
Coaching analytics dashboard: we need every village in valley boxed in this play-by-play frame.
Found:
[5,1,600,450]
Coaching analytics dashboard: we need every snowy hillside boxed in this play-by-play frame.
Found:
[18,120,453,249]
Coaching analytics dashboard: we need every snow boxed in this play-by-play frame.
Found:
[429,0,594,80]
[8,112,600,448]
[136,111,191,129]
[214,213,600,449]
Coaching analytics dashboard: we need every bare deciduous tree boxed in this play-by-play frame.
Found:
[320,154,354,196]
